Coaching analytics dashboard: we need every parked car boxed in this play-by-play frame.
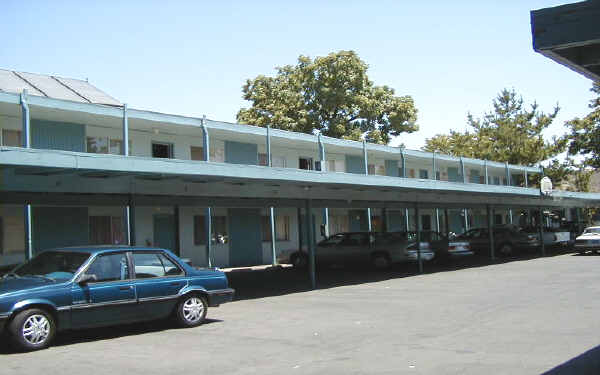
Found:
[454,225,540,256]
[288,232,434,270]
[0,246,234,351]
[574,226,600,254]
[404,231,472,260]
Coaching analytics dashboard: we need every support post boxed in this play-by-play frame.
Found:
[363,140,372,232]
[484,160,489,184]
[432,152,437,180]
[122,103,129,156]
[174,205,181,256]
[487,205,495,260]
[270,206,277,265]
[266,125,272,166]
[305,200,316,289]
[24,204,33,260]
[201,116,212,267]
[444,209,449,237]
[416,205,423,273]
[509,209,513,224]
[20,90,31,148]
[401,149,406,178]
[463,208,469,232]
[318,134,329,238]
[435,208,440,233]
[460,156,466,183]
[524,170,528,188]
[539,207,545,256]
[405,208,410,232]
[505,162,511,186]
[127,198,136,245]
[297,207,304,251]
[205,207,212,267]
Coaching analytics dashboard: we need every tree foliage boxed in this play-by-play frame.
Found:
[423,89,566,166]
[566,84,600,169]
[237,51,418,144]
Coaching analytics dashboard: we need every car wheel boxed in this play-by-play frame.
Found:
[8,308,56,351]
[371,253,391,270]
[175,295,208,328]
[291,253,308,268]
[497,243,513,256]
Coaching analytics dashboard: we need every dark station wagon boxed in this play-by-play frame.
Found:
[0,246,234,351]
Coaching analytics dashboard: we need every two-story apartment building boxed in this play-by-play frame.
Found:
[0,69,596,269]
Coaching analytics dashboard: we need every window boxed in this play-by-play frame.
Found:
[419,169,428,179]
[87,136,131,155]
[409,169,415,178]
[493,176,500,185]
[2,129,22,146]
[152,142,173,158]
[469,169,480,183]
[272,156,286,168]
[340,233,368,246]
[258,153,268,166]
[86,253,129,282]
[299,157,313,170]
[435,171,440,180]
[132,252,183,278]
[89,216,125,245]
[194,215,228,245]
[190,146,204,161]
[261,215,290,241]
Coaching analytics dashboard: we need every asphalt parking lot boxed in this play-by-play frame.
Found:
[2,252,600,375]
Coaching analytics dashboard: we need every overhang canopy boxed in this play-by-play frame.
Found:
[531,0,600,82]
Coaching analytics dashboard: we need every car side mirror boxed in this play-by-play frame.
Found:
[78,273,97,285]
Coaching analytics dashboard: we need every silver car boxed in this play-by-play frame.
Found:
[574,226,600,254]
[288,232,434,269]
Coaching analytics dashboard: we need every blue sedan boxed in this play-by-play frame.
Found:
[0,246,234,351]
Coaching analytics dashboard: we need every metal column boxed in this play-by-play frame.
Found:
[435,209,440,233]
[463,208,469,232]
[21,91,33,259]
[318,134,329,238]
[524,170,528,188]
[416,205,423,273]
[174,205,181,256]
[432,152,437,180]
[122,104,133,246]
[505,162,511,186]
[401,150,409,232]
[20,90,31,148]
[297,207,304,251]
[484,160,488,184]
[201,116,212,267]
[363,140,372,232]
[24,204,33,260]
[539,208,546,256]
[508,209,513,224]
[270,207,277,265]
[487,205,495,260]
[444,209,449,237]
[306,200,316,289]
[460,157,466,183]
[127,198,136,246]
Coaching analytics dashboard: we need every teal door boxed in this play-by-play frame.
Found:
[33,207,89,254]
[345,155,364,174]
[225,141,258,165]
[153,215,175,251]
[448,167,460,182]
[228,208,262,267]
[349,210,369,231]
[31,120,85,152]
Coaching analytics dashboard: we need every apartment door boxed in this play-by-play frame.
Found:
[228,208,262,267]
[153,214,175,251]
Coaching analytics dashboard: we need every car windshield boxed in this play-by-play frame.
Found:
[583,228,600,235]
[11,251,91,281]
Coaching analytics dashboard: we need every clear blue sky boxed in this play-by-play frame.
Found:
[1,1,594,151]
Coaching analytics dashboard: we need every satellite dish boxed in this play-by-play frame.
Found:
[540,176,553,195]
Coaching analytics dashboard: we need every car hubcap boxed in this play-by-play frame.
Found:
[182,297,204,323]
[22,314,50,345]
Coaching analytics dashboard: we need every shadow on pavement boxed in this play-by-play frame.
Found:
[542,344,600,375]
[228,247,575,301]
[0,318,222,354]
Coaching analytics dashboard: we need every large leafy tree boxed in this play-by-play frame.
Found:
[237,51,418,144]
[423,89,566,165]
[566,84,600,168]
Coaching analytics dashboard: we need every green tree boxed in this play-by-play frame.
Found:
[423,88,570,186]
[237,51,418,144]
[566,84,600,168]
[423,88,566,165]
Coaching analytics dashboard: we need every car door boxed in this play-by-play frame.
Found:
[315,234,344,264]
[130,252,187,321]
[336,233,369,264]
[71,252,137,329]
